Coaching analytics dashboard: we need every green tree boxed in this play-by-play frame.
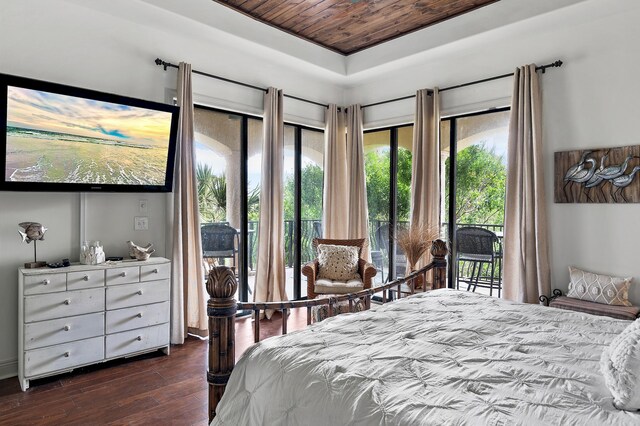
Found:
[396,148,412,222]
[196,164,226,223]
[365,150,390,221]
[364,148,412,222]
[197,164,261,223]
[445,143,506,225]
[283,163,324,220]
[247,185,260,221]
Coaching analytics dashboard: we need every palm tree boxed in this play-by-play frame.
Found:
[196,164,226,223]
[247,184,260,220]
[210,174,227,213]
[197,164,262,223]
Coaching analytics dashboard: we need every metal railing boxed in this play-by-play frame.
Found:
[245,220,504,271]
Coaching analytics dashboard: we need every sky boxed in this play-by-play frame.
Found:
[7,86,173,146]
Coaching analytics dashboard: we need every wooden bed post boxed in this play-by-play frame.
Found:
[206,266,238,422]
[431,239,448,290]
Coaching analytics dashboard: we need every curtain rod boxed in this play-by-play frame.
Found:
[154,58,329,109]
[361,60,563,109]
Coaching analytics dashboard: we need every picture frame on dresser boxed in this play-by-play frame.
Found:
[18,257,171,391]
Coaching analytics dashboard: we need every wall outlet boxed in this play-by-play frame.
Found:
[139,199,148,213]
[134,216,149,231]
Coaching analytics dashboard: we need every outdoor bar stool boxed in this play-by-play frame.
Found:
[456,226,502,297]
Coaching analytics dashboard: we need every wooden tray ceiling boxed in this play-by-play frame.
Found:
[214,0,499,55]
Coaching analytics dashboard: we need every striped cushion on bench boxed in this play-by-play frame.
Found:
[550,296,640,320]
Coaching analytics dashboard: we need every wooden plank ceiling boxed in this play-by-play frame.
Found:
[213,0,499,55]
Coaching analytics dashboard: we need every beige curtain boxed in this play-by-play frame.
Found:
[322,104,348,239]
[503,64,551,304]
[410,88,440,268]
[254,87,287,319]
[170,62,208,343]
[346,104,370,260]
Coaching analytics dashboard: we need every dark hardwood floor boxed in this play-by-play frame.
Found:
[0,310,308,425]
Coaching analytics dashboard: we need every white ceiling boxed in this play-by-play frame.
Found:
[139,0,588,78]
[66,0,589,87]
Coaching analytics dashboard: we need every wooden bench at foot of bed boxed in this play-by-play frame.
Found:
[541,289,640,320]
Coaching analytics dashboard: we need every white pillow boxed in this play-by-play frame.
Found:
[600,319,640,411]
[567,266,632,306]
[316,244,360,281]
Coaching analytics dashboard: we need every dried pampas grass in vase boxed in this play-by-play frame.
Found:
[396,224,440,289]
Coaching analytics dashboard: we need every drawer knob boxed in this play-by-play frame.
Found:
[63,325,71,331]
[64,299,71,305]
[152,268,159,274]
[136,336,142,341]
[64,352,70,358]
[43,279,50,285]
[137,290,143,296]
[120,272,127,277]
[137,313,143,318]
[83,275,90,281]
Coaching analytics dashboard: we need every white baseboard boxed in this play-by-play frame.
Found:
[0,358,18,380]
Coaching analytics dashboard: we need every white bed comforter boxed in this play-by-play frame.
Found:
[212,289,640,425]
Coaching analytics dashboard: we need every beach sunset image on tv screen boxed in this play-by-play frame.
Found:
[5,86,173,186]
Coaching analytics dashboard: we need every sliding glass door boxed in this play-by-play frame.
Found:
[363,125,413,284]
[195,105,323,302]
[441,108,510,292]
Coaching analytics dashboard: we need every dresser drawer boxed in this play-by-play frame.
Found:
[24,312,104,350]
[106,301,169,334]
[23,273,66,295]
[24,288,105,323]
[67,270,105,290]
[105,323,169,359]
[106,266,140,286]
[24,336,104,378]
[106,280,169,310]
[140,263,171,282]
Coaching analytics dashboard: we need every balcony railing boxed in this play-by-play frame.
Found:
[246,220,504,270]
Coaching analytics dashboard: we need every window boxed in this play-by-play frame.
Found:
[195,105,323,302]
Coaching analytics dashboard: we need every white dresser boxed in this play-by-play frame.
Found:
[18,257,171,391]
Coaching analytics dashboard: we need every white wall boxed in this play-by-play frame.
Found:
[0,0,342,378]
[348,0,640,303]
[1,0,638,380]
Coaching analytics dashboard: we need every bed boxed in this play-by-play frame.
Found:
[210,289,639,425]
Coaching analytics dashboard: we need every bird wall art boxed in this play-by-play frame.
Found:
[555,145,640,203]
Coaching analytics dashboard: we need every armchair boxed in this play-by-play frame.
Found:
[302,238,377,299]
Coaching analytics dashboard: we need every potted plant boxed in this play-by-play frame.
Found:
[396,224,440,290]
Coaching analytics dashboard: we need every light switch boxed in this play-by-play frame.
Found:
[134,216,149,231]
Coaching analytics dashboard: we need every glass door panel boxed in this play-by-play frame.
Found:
[283,125,296,298]
[194,108,242,298]
[300,129,324,298]
[246,118,263,298]
[394,125,413,280]
[444,109,510,295]
[364,129,391,284]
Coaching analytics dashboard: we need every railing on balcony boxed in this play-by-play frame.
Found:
[247,220,321,270]
[245,220,504,272]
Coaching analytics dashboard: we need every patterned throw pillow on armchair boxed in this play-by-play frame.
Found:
[316,244,361,281]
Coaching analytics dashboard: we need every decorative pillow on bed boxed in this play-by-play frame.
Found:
[601,319,640,411]
[316,244,360,281]
[567,266,632,306]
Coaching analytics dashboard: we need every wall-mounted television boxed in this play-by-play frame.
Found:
[0,73,179,192]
